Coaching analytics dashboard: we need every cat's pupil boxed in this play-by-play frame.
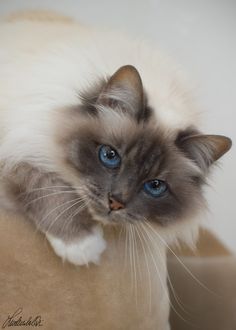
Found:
[151,180,160,189]
[99,145,121,169]
[143,179,167,198]
[106,149,116,159]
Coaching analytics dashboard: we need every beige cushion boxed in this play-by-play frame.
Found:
[1,210,235,330]
[169,256,236,330]
[0,212,167,330]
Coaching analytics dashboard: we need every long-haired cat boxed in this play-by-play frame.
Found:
[0,12,231,275]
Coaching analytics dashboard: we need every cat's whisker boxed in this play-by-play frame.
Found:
[139,223,171,302]
[60,200,90,236]
[130,224,138,306]
[19,185,85,197]
[166,272,191,316]
[38,196,87,229]
[69,200,90,222]
[139,222,192,326]
[140,222,190,316]
[19,186,74,194]
[118,224,124,246]
[127,225,132,287]
[33,197,84,239]
[118,224,127,273]
[128,224,135,294]
[143,220,219,298]
[24,190,87,207]
[133,224,152,314]
[133,224,141,284]
[124,224,128,271]
[45,197,88,236]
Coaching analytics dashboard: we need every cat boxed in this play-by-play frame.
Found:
[0,12,231,270]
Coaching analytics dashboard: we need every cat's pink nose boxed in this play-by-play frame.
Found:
[108,195,125,211]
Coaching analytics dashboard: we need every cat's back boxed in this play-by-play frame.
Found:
[0,14,87,141]
[0,11,199,141]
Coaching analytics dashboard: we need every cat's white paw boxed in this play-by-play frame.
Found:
[46,226,107,266]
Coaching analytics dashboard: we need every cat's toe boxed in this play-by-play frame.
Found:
[46,234,67,260]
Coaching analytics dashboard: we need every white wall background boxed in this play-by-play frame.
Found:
[0,0,235,251]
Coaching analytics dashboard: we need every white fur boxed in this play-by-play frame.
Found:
[46,225,107,266]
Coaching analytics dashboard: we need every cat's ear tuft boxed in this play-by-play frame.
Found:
[176,130,232,172]
[97,65,144,119]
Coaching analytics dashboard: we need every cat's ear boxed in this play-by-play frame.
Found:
[97,65,144,118]
[176,130,232,172]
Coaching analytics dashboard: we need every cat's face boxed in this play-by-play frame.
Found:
[59,65,231,227]
[65,117,202,226]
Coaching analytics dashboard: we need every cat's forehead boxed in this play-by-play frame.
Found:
[58,104,176,166]
[97,109,172,152]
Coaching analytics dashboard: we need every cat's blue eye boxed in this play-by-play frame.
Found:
[143,179,167,197]
[99,145,121,169]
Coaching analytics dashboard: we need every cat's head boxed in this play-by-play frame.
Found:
[57,65,231,234]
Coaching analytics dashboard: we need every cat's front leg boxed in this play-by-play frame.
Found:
[46,225,106,266]
[6,164,107,266]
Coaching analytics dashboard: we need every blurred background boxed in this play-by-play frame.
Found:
[0,0,235,251]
